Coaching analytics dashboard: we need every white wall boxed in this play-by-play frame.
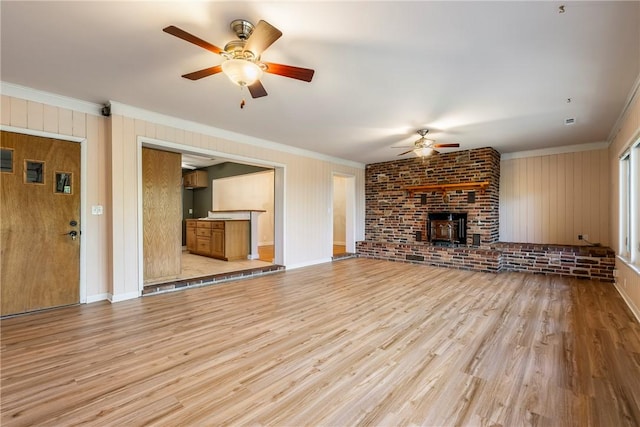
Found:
[212,170,274,245]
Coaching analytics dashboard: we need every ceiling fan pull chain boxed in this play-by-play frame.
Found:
[239,85,246,109]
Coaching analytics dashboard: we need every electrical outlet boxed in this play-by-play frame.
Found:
[549,257,561,265]
[583,234,589,241]
[578,234,583,240]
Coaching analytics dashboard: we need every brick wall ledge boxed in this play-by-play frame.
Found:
[356,241,501,273]
[356,241,615,281]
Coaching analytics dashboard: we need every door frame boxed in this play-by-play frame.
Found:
[0,125,88,304]
[136,136,286,293]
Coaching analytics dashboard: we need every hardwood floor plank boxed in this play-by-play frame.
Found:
[2,258,639,426]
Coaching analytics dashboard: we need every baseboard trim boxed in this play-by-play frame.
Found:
[614,282,640,324]
[108,291,140,303]
[86,293,109,304]
[286,258,332,270]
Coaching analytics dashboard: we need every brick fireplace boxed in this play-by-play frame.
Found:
[363,147,500,247]
[356,147,614,281]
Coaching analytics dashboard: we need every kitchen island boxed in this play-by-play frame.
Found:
[185,219,249,261]
[205,210,265,260]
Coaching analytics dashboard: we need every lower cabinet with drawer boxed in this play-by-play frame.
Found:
[185,219,249,261]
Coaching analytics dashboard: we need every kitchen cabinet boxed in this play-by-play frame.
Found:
[185,219,249,261]
[186,220,197,251]
[183,170,208,189]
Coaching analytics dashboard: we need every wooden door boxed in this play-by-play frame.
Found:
[1,131,81,316]
[142,147,182,282]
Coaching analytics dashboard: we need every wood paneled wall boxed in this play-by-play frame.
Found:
[142,147,182,281]
[1,92,370,300]
[500,149,610,246]
[109,110,365,297]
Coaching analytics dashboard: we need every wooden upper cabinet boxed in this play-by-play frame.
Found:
[183,170,208,189]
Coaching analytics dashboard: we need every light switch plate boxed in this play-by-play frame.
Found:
[91,205,104,215]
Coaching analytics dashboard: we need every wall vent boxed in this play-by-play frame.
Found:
[564,117,576,125]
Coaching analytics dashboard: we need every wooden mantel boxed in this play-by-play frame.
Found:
[406,181,490,197]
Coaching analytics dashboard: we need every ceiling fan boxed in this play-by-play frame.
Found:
[163,19,314,99]
[393,129,460,157]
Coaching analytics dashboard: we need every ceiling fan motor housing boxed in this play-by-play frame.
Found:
[230,19,254,40]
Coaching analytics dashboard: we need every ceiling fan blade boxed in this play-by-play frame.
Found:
[432,143,460,148]
[397,149,415,156]
[248,80,268,98]
[163,25,223,55]
[263,62,315,82]
[244,20,282,55]
[182,65,223,80]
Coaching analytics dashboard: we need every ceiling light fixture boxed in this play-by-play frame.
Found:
[221,58,263,87]
[414,146,435,157]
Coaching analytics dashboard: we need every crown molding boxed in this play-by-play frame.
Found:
[0,82,365,169]
[500,141,610,160]
[0,81,103,116]
[608,71,640,143]
[109,101,365,170]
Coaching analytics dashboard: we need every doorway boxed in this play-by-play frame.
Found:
[333,174,356,257]
[139,140,282,294]
[1,131,81,316]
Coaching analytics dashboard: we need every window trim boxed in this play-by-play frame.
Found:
[619,138,640,267]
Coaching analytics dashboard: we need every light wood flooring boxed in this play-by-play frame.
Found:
[2,258,639,426]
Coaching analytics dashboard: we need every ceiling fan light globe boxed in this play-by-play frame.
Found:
[221,58,263,87]
[414,147,434,157]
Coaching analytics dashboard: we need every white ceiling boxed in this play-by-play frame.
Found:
[2,1,639,165]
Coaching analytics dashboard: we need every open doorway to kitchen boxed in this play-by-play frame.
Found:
[140,141,283,295]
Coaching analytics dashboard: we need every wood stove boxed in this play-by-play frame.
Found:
[427,212,467,244]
